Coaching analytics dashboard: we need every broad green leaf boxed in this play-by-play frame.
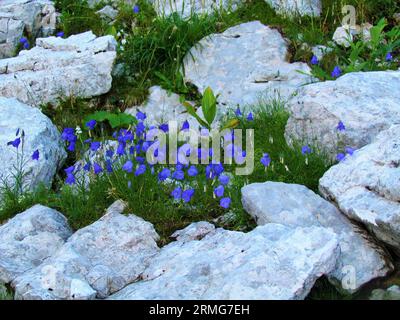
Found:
[201,87,217,126]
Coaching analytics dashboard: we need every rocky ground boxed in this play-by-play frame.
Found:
[0,0,399,300]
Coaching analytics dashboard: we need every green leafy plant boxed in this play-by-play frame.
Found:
[308,18,400,80]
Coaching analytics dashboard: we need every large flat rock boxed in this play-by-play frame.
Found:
[183,21,313,112]
[319,125,400,255]
[242,182,393,292]
[285,71,400,156]
[0,31,117,106]
[109,223,339,300]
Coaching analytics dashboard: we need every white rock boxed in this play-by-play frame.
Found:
[151,0,242,18]
[0,0,56,58]
[241,182,393,292]
[170,221,215,242]
[265,0,321,17]
[125,86,201,128]
[96,5,119,21]
[0,205,72,284]
[360,23,373,42]
[73,140,118,188]
[109,223,339,300]
[183,21,313,111]
[332,24,372,47]
[285,71,400,156]
[0,97,66,193]
[319,125,400,255]
[13,201,160,300]
[0,31,117,106]
[332,26,355,47]
[312,45,332,60]
[0,14,25,58]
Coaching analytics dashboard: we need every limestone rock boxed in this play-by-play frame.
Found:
[0,205,72,284]
[0,0,56,58]
[97,5,119,21]
[312,45,332,60]
[125,86,201,128]
[319,125,400,255]
[170,221,216,242]
[242,182,393,292]
[285,71,400,156]
[151,0,242,18]
[183,21,313,111]
[109,223,339,300]
[13,201,160,300]
[265,0,321,17]
[0,97,66,193]
[0,31,117,106]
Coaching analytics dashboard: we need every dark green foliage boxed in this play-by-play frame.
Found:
[54,0,109,36]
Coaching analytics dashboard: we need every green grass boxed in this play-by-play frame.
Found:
[233,98,332,192]
[112,10,221,106]
[54,0,110,36]
[0,284,13,300]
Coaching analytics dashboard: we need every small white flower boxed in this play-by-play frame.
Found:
[75,126,82,135]
[121,39,127,45]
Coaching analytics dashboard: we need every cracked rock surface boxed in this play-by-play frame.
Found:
[109,223,339,300]
[285,71,400,157]
[0,31,117,106]
[183,21,313,112]
[0,0,56,58]
[319,125,400,255]
[13,201,160,300]
[242,182,393,292]
[0,205,72,284]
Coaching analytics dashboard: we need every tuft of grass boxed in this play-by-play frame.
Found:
[233,98,332,192]
[0,284,13,300]
[112,11,221,107]
[54,0,109,36]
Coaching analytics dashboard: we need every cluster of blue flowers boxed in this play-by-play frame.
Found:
[60,112,248,210]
